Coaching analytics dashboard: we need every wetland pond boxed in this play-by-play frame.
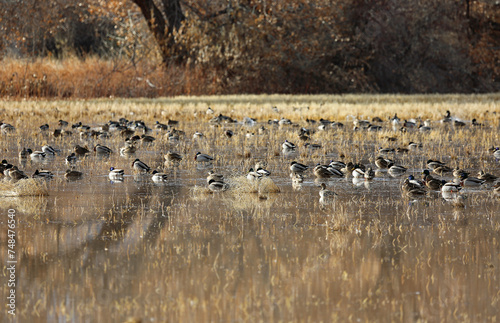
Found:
[0,96,499,322]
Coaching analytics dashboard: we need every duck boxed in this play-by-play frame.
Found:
[477,170,497,182]
[109,167,125,179]
[7,166,28,180]
[401,177,427,195]
[329,160,346,171]
[65,153,77,165]
[120,145,137,155]
[141,134,156,143]
[0,122,15,134]
[151,170,168,183]
[433,165,453,177]
[224,130,234,138]
[418,124,431,132]
[407,142,422,150]
[32,169,54,179]
[94,144,113,155]
[471,118,484,127]
[256,167,271,177]
[390,113,400,126]
[304,143,322,150]
[378,147,395,155]
[282,140,297,152]
[65,169,83,180]
[388,165,407,176]
[441,179,462,193]
[426,159,447,170]
[207,171,224,183]
[319,183,337,199]
[352,167,365,178]
[195,152,214,163]
[313,164,336,178]
[341,162,357,175]
[494,182,500,195]
[19,147,30,159]
[440,110,452,123]
[364,167,375,180]
[132,159,150,173]
[460,174,486,187]
[493,148,500,159]
[453,167,469,179]
[155,121,170,131]
[208,179,228,192]
[423,174,443,190]
[375,156,394,169]
[42,145,58,155]
[192,131,204,140]
[290,161,308,174]
[164,151,183,164]
[58,119,69,128]
[39,124,49,132]
[247,168,263,181]
[74,145,90,156]
[30,150,46,160]
[403,120,416,129]
[408,175,425,189]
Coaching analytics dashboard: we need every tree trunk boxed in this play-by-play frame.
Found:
[130,0,185,65]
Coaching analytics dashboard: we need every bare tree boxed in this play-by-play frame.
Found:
[130,0,185,64]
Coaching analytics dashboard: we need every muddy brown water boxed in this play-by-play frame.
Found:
[1,119,499,322]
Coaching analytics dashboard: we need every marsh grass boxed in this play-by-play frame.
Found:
[0,178,49,196]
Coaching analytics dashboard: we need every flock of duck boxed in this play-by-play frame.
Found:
[1,108,499,203]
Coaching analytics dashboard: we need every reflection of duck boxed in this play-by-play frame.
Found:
[319,183,337,198]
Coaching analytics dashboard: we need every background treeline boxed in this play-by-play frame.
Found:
[0,0,498,98]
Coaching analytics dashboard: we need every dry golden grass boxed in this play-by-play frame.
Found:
[0,178,49,197]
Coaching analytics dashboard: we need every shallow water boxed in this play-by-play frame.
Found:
[1,116,499,322]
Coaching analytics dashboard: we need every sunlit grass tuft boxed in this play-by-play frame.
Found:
[0,178,49,196]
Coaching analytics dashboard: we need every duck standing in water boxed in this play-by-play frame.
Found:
[132,159,151,173]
